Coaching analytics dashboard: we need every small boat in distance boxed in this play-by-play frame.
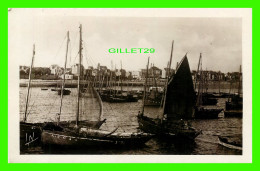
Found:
[194,53,223,119]
[57,89,71,95]
[224,65,243,118]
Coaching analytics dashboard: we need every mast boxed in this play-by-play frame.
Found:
[162,40,174,111]
[23,44,35,122]
[58,31,70,125]
[76,24,82,126]
[120,60,123,95]
[218,71,221,94]
[238,65,242,95]
[141,57,150,115]
[196,54,203,107]
[152,64,158,97]
[194,53,202,91]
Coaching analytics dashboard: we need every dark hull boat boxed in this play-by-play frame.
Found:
[41,127,153,147]
[100,93,138,103]
[144,88,163,107]
[225,95,243,118]
[194,107,222,119]
[224,110,242,118]
[225,65,243,118]
[57,89,71,95]
[126,94,139,102]
[138,51,201,142]
[194,53,223,119]
[137,115,200,142]
[202,97,218,105]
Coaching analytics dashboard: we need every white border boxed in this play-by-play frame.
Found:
[8,8,252,163]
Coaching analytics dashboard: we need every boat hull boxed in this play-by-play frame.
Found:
[195,108,223,119]
[224,110,243,118]
[41,129,153,147]
[137,115,200,142]
[57,89,71,95]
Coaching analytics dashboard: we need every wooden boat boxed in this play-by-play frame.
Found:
[194,107,223,119]
[143,68,164,107]
[42,126,153,147]
[42,25,153,148]
[218,136,242,150]
[194,53,223,119]
[99,62,139,103]
[202,97,218,105]
[224,65,243,118]
[57,89,71,95]
[224,110,242,118]
[20,45,42,151]
[138,41,201,142]
[144,87,163,106]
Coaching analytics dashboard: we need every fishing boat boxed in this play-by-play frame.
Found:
[138,41,201,142]
[144,87,163,106]
[100,61,138,103]
[57,89,71,95]
[20,45,43,151]
[144,65,164,107]
[194,53,223,119]
[224,65,243,118]
[41,25,153,148]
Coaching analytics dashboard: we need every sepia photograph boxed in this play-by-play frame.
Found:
[8,8,252,162]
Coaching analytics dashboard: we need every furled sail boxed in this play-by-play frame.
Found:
[163,55,196,119]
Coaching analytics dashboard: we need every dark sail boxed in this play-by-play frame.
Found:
[164,55,196,119]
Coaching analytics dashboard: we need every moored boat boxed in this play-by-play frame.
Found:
[57,89,71,95]
[224,65,243,118]
[138,41,201,142]
[194,53,223,119]
[41,25,152,148]
[218,135,242,150]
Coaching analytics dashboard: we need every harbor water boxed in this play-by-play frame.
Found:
[20,87,242,155]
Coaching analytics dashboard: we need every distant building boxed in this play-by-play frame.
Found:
[20,66,29,74]
[50,64,63,75]
[162,68,175,78]
[59,74,73,80]
[71,64,84,76]
[131,71,141,80]
[141,66,162,78]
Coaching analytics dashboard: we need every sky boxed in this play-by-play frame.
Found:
[9,9,242,73]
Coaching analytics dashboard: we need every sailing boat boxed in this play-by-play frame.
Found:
[41,25,153,147]
[138,41,201,142]
[20,44,43,150]
[100,61,138,103]
[224,65,243,118]
[144,64,163,107]
[194,53,223,119]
